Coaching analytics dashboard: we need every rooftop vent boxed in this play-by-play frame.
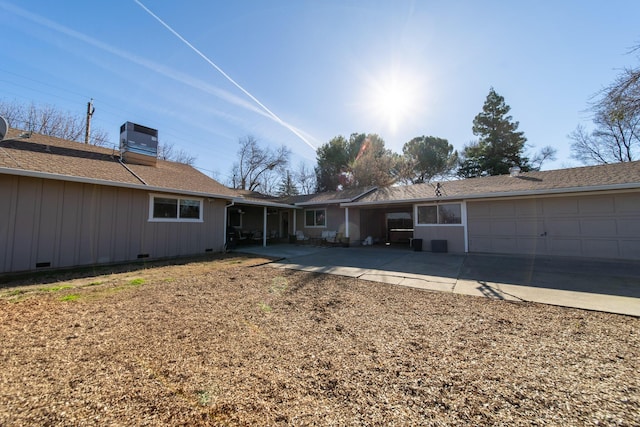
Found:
[509,165,521,177]
[120,122,158,166]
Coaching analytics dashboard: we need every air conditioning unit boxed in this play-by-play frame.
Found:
[120,121,158,166]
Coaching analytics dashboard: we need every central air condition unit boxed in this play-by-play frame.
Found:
[120,122,158,166]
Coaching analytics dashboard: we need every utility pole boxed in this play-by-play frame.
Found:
[84,99,95,144]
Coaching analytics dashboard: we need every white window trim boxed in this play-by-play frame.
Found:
[148,193,204,223]
[414,202,464,227]
[304,208,327,228]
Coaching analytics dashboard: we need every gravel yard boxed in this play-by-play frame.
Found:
[1,254,638,426]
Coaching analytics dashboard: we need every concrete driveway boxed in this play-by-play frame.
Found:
[237,244,640,317]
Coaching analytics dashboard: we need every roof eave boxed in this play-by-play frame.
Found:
[232,197,300,209]
[295,186,379,206]
[0,167,236,200]
[340,183,640,207]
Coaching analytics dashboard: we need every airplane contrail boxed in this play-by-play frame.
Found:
[0,1,266,121]
[133,0,317,152]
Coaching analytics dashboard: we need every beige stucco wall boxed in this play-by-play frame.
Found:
[0,175,226,274]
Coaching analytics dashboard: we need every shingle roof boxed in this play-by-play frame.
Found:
[277,186,377,205]
[351,161,640,205]
[1,128,237,198]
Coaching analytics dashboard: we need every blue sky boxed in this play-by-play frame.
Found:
[1,0,639,184]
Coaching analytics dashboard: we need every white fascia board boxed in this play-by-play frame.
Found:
[295,198,355,206]
[232,197,299,209]
[340,183,640,207]
[0,167,235,201]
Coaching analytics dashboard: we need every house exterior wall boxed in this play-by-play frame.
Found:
[412,226,465,253]
[345,207,361,243]
[0,175,226,274]
[296,205,346,238]
[467,192,640,260]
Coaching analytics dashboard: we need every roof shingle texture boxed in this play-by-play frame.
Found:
[1,129,236,197]
[357,161,640,203]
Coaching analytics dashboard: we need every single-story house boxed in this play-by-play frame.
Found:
[2,121,639,275]
[238,162,640,261]
[0,125,238,274]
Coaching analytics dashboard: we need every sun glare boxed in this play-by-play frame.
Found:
[367,68,421,133]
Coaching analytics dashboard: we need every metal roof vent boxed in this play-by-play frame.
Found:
[120,122,158,166]
[509,165,521,177]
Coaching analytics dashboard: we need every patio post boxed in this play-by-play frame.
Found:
[292,209,297,236]
[263,206,267,247]
[345,207,349,238]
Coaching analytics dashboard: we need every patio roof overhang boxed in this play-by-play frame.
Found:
[339,182,640,208]
[231,197,300,209]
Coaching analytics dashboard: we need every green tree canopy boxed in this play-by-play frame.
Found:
[315,133,396,191]
[401,136,458,183]
[458,88,530,178]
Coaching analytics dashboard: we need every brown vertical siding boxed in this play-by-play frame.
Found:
[0,175,226,274]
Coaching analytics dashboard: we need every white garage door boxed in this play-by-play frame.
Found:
[467,193,640,260]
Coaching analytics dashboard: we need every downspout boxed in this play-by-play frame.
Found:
[293,208,297,235]
[225,200,234,248]
[263,206,268,247]
[462,201,469,253]
[345,207,350,239]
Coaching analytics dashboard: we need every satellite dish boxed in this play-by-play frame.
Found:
[0,116,8,141]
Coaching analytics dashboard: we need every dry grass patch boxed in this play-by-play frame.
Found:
[0,254,638,426]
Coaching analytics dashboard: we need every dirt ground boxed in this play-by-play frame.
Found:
[0,254,638,426]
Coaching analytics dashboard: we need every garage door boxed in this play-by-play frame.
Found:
[467,193,640,260]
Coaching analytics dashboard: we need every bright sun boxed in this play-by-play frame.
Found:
[367,69,421,133]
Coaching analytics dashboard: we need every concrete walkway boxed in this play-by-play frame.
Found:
[237,244,640,317]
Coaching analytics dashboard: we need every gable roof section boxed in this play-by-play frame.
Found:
[277,186,377,206]
[346,161,640,206]
[0,128,237,198]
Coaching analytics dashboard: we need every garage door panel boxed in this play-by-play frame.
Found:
[618,219,640,236]
[469,237,492,252]
[467,194,639,260]
[545,199,579,215]
[517,237,547,253]
[490,201,516,216]
[615,193,640,212]
[579,219,617,236]
[515,199,542,216]
[491,221,516,236]
[516,220,544,236]
[492,238,518,252]
[579,196,615,214]
[620,240,640,259]
[467,202,491,216]
[547,219,580,236]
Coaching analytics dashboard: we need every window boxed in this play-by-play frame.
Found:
[149,194,203,222]
[305,208,326,227]
[416,203,462,225]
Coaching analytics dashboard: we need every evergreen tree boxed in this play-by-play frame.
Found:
[277,171,299,196]
[458,88,529,177]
